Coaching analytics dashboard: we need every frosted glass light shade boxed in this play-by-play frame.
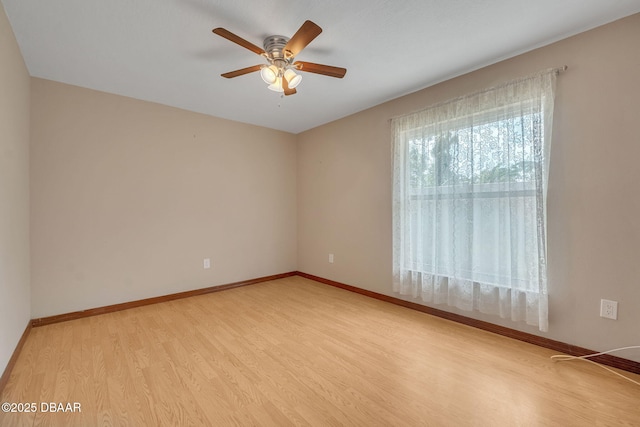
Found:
[284,69,302,89]
[267,77,284,92]
[260,65,278,84]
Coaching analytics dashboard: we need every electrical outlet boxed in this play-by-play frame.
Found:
[328,253,334,263]
[203,258,211,269]
[600,299,618,320]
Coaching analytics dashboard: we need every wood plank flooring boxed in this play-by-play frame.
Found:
[1,276,639,426]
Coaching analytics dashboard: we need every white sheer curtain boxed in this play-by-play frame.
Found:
[392,70,556,331]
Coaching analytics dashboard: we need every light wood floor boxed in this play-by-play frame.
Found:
[1,276,639,426]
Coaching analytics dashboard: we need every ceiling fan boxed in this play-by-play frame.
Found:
[212,20,347,96]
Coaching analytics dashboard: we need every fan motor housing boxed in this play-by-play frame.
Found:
[263,35,290,61]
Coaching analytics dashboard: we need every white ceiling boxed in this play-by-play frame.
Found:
[3,0,640,134]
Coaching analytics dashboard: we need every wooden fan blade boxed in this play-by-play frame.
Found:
[294,61,347,78]
[282,76,297,96]
[221,65,263,78]
[213,28,265,55]
[283,20,322,58]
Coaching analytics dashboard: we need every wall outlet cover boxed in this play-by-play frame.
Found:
[600,299,618,320]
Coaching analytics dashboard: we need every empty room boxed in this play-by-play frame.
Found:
[1,0,640,425]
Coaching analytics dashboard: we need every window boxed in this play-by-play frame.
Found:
[392,71,557,331]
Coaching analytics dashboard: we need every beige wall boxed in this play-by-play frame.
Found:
[0,3,31,373]
[30,79,297,317]
[298,14,640,361]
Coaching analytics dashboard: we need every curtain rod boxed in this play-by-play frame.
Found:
[388,65,568,122]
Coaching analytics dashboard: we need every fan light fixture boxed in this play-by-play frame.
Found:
[261,65,302,93]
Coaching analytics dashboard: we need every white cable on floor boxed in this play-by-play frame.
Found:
[551,345,640,386]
